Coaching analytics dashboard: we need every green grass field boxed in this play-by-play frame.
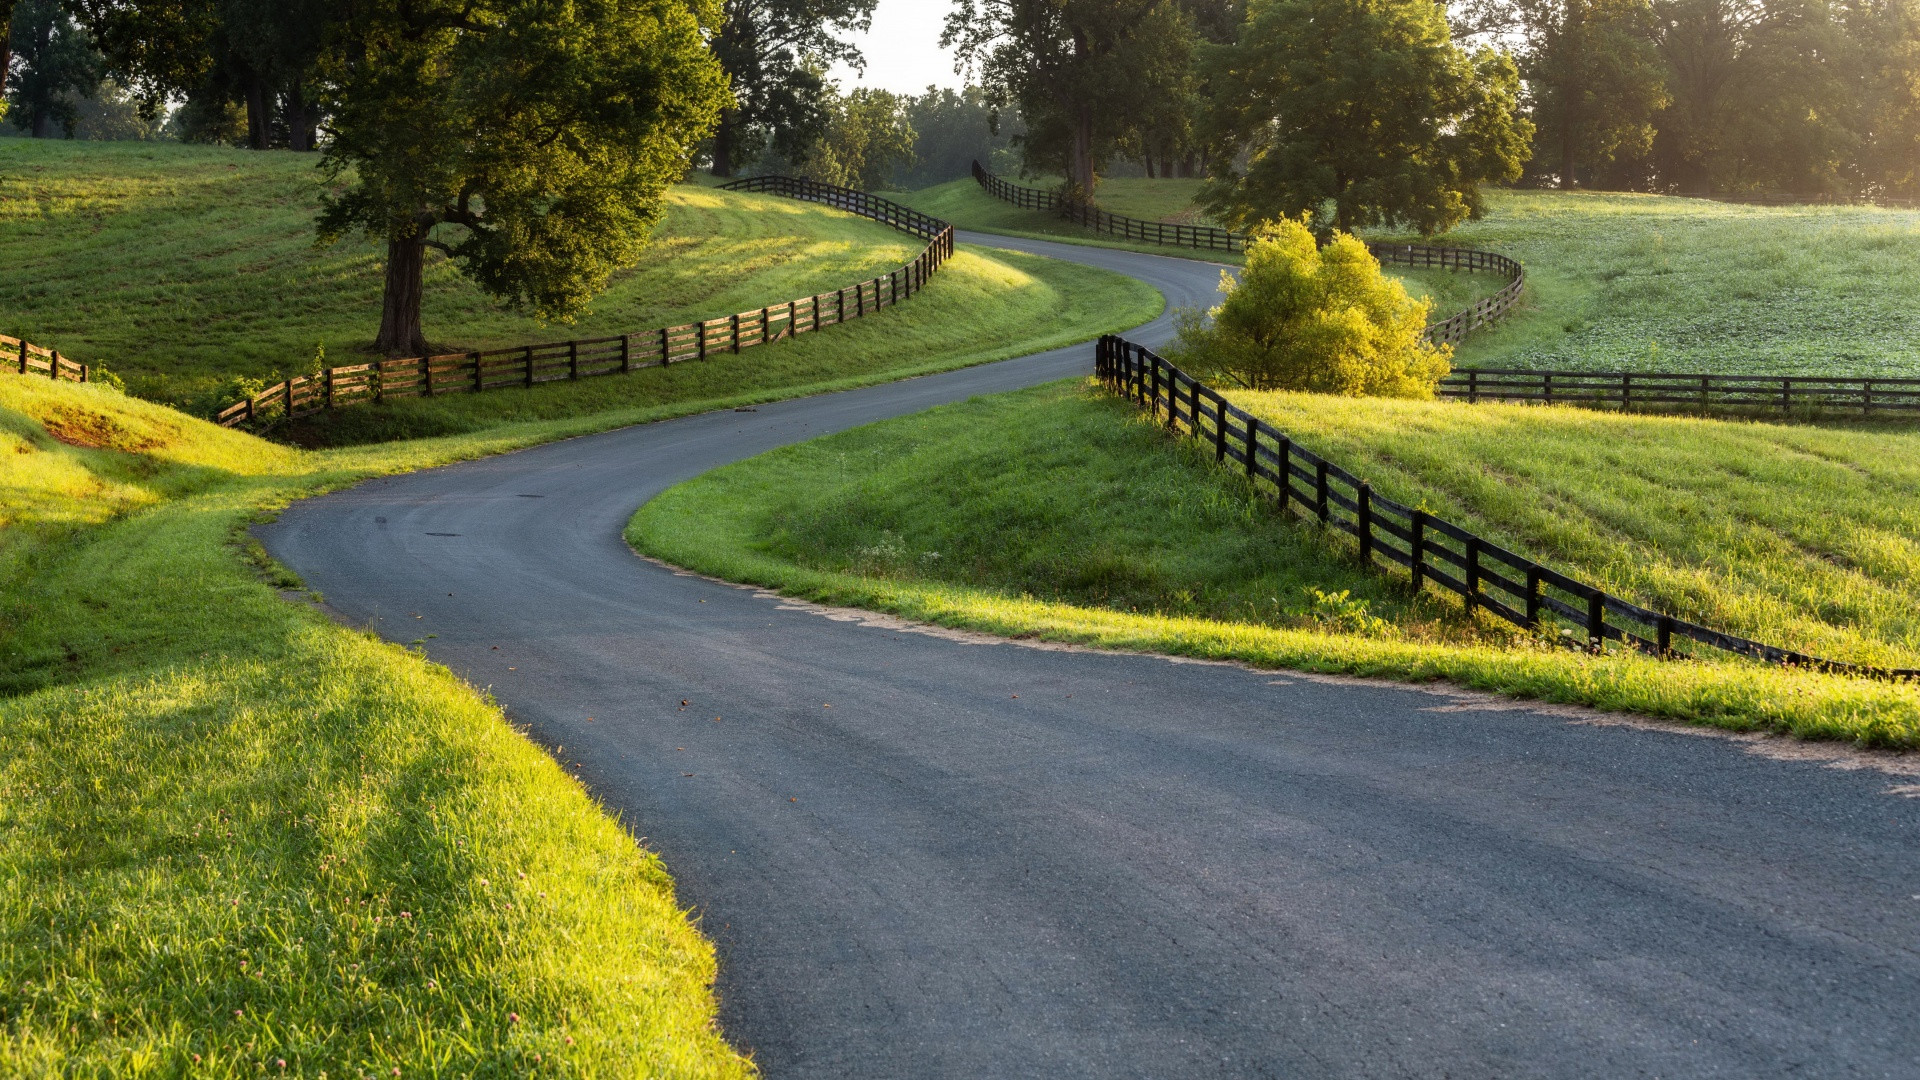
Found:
[0,372,772,1074]
[901,174,1920,377]
[629,381,1920,749]
[281,245,1159,445]
[0,139,953,412]
[1420,190,1920,376]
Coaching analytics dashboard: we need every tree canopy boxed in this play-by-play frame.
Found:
[944,0,1196,196]
[706,0,876,176]
[1171,216,1451,396]
[6,0,103,137]
[1201,0,1531,236]
[314,0,729,355]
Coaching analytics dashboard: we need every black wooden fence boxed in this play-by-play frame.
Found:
[213,176,956,428]
[4,333,89,384]
[1097,334,1917,681]
[971,162,1526,347]
[1440,368,1920,417]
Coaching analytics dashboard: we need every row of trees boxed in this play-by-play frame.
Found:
[1489,0,1920,197]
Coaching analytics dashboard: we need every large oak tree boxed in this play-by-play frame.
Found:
[315,0,729,356]
[943,0,1196,197]
[1200,0,1531,236]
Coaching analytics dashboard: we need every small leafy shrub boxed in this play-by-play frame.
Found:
[1303,586,1394,637]
[1171,217,1451,397]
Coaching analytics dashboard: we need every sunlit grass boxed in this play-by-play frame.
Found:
[629,380,1920,749]
[0,139,926,410]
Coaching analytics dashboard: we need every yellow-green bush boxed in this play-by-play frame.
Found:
[1171,217,1451,396]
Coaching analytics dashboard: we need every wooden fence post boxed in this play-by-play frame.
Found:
[1315,461,1330,523]
[660,327,670,365]
[1275,437,1290,508]
[621,334,632,373]
[524,346,535,387]
[1246,423,1258,482]
[1587,591,1606,653]
[1410,510,1426,591]
[1213,396,1227,461]
[1526,568,1541,625]
[1465,537,1481,613]
[17,340,26,375]
[1358,482,1373,562]
[50,351,61,380]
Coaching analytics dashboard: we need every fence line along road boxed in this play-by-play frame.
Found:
[970,162,1525,348]
[1097,334,1918,681]
[1440,367,1920,417]
[210,176,957,429]
[4,333,90,385]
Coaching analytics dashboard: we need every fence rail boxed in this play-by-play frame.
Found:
[3,334,89,385]
[1096,334,1917,682]
[212,176,957,429]
[971,162,1525,347]
[1441,368,1920,417]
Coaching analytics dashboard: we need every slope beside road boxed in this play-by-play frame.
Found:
[259,232,1920,1079]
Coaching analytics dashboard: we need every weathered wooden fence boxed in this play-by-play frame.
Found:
[1440,368,1920,417]
[3,333,89,384]
[970,162,1525,347]
[1097,334,1917,681]
[211,176,957,429]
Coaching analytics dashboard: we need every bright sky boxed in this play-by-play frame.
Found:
[827,1,969,96]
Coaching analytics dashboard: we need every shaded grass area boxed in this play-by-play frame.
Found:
[629,381,1920,748]
[282,246,1161,446]
[0,138,925,411]
[0,373,763,1074]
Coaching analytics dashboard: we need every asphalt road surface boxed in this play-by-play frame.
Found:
[261,231,1920,1079]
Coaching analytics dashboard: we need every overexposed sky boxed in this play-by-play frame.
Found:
[827,1,969,96]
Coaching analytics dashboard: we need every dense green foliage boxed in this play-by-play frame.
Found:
[1201,0,1532,235]
[632,380,1920,747]
[5,0,101,137]
[707,0,876,177]
[944,0,1196,194]
[0,372,756,1075]
[1480,0,1920,197]
[1171,218,1450,394]
[317,0,729,355]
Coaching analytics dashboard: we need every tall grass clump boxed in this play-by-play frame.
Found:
[1170,218,1451,396]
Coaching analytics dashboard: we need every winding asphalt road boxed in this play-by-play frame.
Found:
[260,232,1920,1078]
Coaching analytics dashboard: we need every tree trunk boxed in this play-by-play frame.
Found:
[374,231,430,357]
[1068,104,1095,198]
[711,108,737,177]
[1144,149,1156,179]
[284,83,316,152]
[31,108,51,138]
[243,70,269,150]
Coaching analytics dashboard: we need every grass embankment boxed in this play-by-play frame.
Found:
[0,373,760,1073]
[630,381,1920,748]
[0,138,1063,414]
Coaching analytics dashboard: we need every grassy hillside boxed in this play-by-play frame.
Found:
[0,371,764,1074]
[630,381,1920,748]
[902,173,1920,377]
[1421,190,1920,376]
[0,139,958,410]
[281,245,1160,446]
